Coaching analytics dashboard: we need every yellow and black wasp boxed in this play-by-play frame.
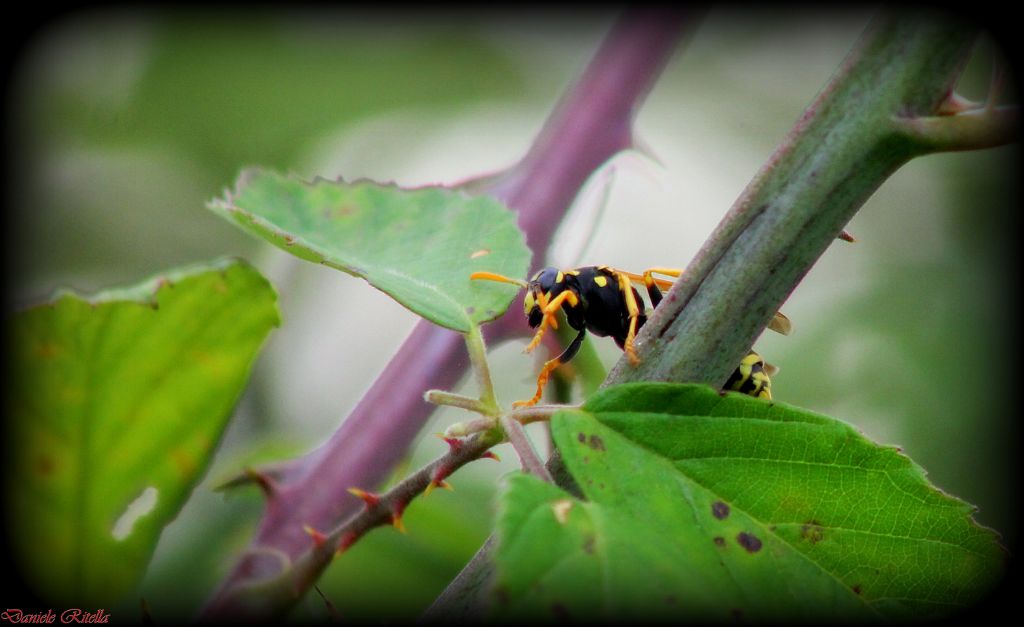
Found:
[471,266,789,407]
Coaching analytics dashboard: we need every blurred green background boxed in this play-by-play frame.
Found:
[6,7,1017,621]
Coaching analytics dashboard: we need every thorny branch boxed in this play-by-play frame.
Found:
[200,8,691,620]
[425,10,1018,620]
[292,430,503,590]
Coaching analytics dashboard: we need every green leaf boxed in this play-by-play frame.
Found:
[6,258,279,605]
[209,168,529,332]
[493,383,1004,622]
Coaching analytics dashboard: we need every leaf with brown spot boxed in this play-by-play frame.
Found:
[800,521,825,545]
[736,532,762,553]
[494,383,1005,621]
[494,474,603,619]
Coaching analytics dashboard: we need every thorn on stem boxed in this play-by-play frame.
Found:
[481,450,501,462]
[424,478,454,497]
[936,91,982,115]
[425,465,454,496]
[348,487,380,508]
[433,464,451,483]
[391,502,408,534]
[303,524,328,548]
[336,531,358,556]
[437,433,464,454]
[245,467,276,498]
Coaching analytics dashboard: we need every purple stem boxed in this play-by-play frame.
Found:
[201,8,689,619]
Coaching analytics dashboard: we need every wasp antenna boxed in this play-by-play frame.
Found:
[470,271,528,288]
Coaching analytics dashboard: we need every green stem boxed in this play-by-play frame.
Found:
[892,105,1019,152]
[445,404,573,438]
[424,390,491,415]
[607,11,983,390]
[499,415,553,482]
[509,404,577,426]
[429,13,1004,621]
[444,416,500,438]
[464,323,500,414]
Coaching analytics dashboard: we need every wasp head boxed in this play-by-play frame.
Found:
[524,267,562,328]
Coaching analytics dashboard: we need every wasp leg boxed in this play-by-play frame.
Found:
[523,291,553,353]
[635,268,684,308]
[642,268,682,308]
[513,327,587,408]
[626,267,792,336]
[724,351,773,399]
[613,272,644,365]
[523,289,579,354]
[615,268,683,308]
[642,267,683,285]
[617,268,678,293]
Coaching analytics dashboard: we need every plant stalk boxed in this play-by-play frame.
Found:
[200,8,689,620]
[607,11,981,390]
[427,10,1002,620]
[464,323,499,414]
[499,415,553,482]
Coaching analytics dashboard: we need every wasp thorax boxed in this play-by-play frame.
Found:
[531,267,561,291]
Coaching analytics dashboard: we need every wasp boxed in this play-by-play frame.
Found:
[471,266,789,407]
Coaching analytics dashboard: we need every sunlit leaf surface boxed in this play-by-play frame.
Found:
[210,169,529,332]
[6,258,279,604]
[494,383,1004,622]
